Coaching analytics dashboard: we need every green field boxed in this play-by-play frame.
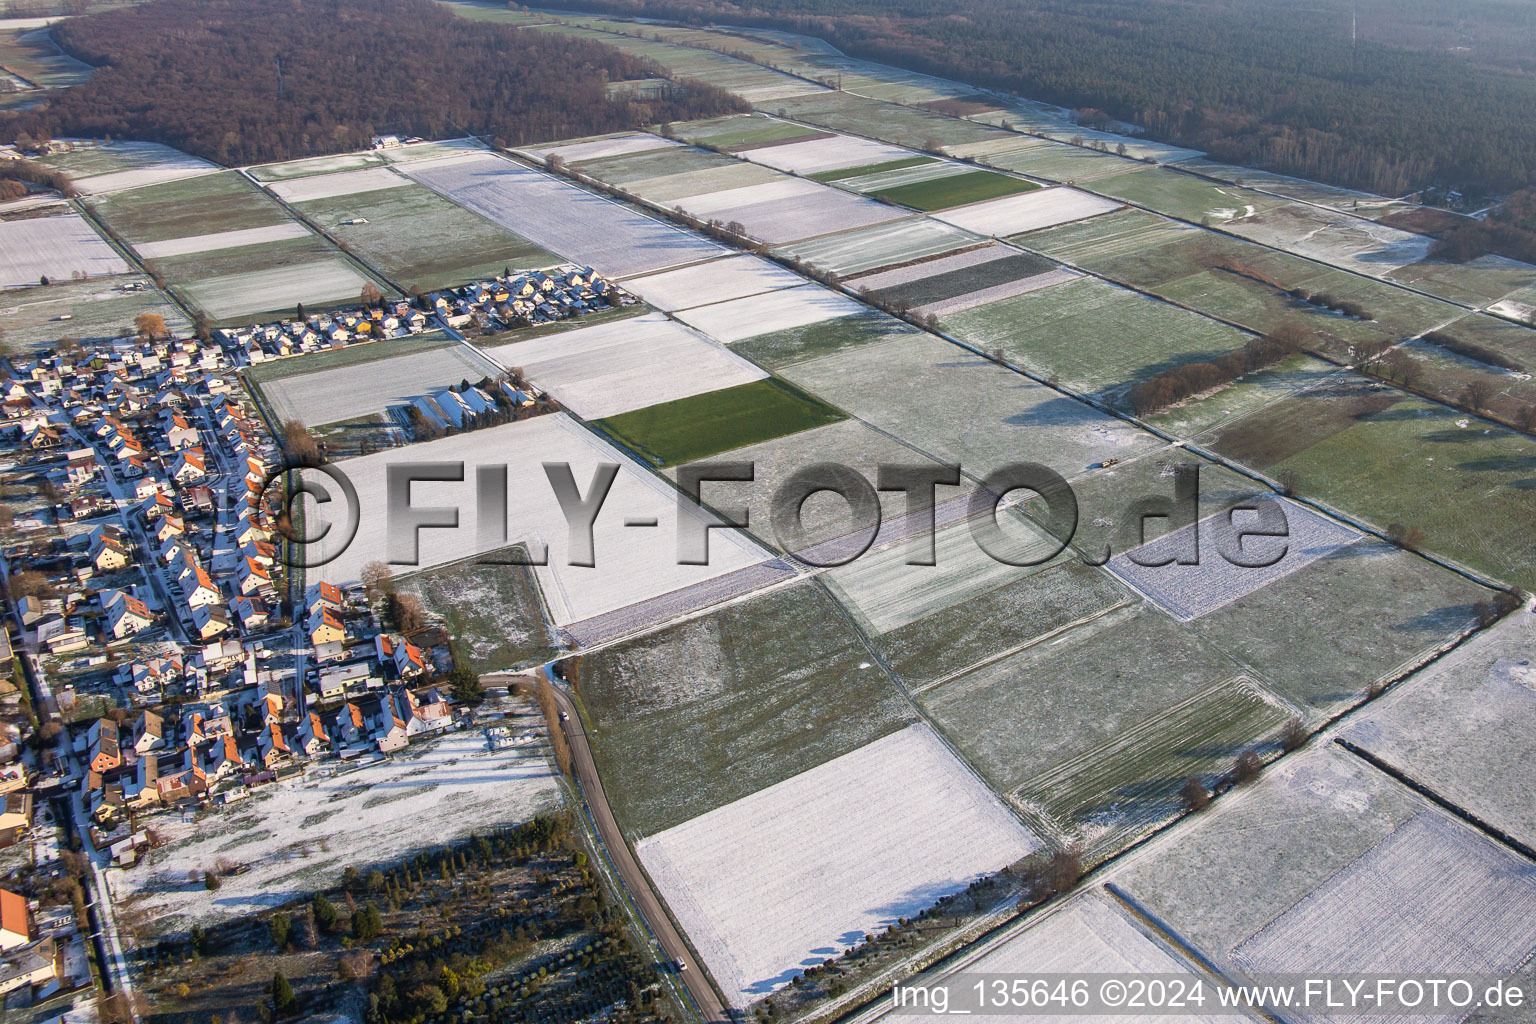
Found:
[671,112,824,150]
[1387,253,1536,308]
[865,169,1040,211]
[87,171,291,244]
[244,332,455,384]
[594,377,846,467]
[295,182,559,291]
[772,91,1010,150]
[572,144,737,186]
[729,310,925,371]
[1198,373,1536,590]
[573,579,915,836]
[955,136,1148,185]
[1143,353,1341,438]
[942,274,1253,408]
[1089,166,1289,225]
[810,155,937,183]
[870,250,1056,308]
[400,546,558,676]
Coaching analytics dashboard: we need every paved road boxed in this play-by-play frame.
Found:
[485,671,730,1023]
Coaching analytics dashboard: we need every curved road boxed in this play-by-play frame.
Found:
[485,672,729,1023]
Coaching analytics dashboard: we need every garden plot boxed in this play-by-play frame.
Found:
[294,179,559,290]
[0,212,126,288]
[1105,744,1433,968]
[522,132,679,166]
[933,187,1122,237]
[264,166,412,202]
[402,151,726,276]
[0,275,189,353]
[618,254,803,311]
[304,415,770,626]
[1106,499,1361,621]
[1232,812,1536,987]
[636,724,1039,1008]
[481,312,766,419]
[1196,374,1536,591]
[246,151,388,182]
[676,283,863,344]
[736,133,915,176]
[179,257,373,322]
[1224,202,1433,277]
[44,141,218,196]
[675,177,908,245]
[772,218,985,276]
[108,716,560,937]
[1341,612,1536,852]
[780,330,1161,481]
[577,580,914,837]
[132,222,311,259]
[259,344,500,426]
[869,893,1227,1024]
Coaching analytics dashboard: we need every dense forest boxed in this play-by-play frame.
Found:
[539,0,1536,197]
[0,0,745,165]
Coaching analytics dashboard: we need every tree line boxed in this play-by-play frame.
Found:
[0,0,746,166]
[537,0,1536,196]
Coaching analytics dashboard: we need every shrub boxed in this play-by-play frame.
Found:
[1234,749,1263,784]
[1179,776,1211,812]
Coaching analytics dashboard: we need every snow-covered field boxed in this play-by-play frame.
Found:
[523,133,680,165]
[619,254,805,312]
[1106,498,1362,621]
[934,187,1123,236]
[1227,202,1435,277]
[305,414,770,626]
[60,142,220,196]
[265,166,412,202]
[676,283,864,344]
[247,152,387,182]
[482,312,766,419]
[402,152,725,276]
[675,177,907,244]
[1233,812,1536,986]
[181,258,372,320]
[134,222,311,259]
[0,213,127,287]
[838,160,966,194]
[262,344,498,426]
[740,134,915,175]
[637,724,1039,1008]
[871,893,1229,1023]
[108,716,561,937]
[826,517,1063,634]
[849,243,1013,291]
[918,266,1080,317]
[776,217,984,276]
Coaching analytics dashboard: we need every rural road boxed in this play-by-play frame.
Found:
[484,671,731,1023]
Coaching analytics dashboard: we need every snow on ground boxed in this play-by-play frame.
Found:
[108,716,561,936]
[180,258,372,320]
[619,254,805,312]
[674,177,907,245]
[776,218,985,277]
[1233,811,1536,986]
[402,152,725,276]
[848,243,1013,291]
[305,414,770,626]
[636,723,1040,1008]
[264,166,412,202]
[62,143,220,196]
[523,133,680,165]
[837,160,966,194]
[739,134,916,175]
[870,892,1230,1022]
[133,222,312,260]
[917,266,1080,317]
[0,213,127,287]
[675,283,864,344]
[247,152,386,181]
[1106,498,1361,621]
[481,312,765,420]
[933,187,1123,237]
[262,344,499,426]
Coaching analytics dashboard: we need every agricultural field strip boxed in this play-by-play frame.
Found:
[916,267,1081,317]
[773,219,988,277]
[400,151,727,277]
[737,133,917,175]
[675,176,828,218]
[1233,811,1536,979]
[0,212,127,288]
[617,253,806,312]
[636,723,1040,1009]
[846,243,1015,291]
[179,259,373,321]
[306,415,772,627]
[835,161,970,193]
[65,155,222,196]
[480,312,767,420]
[246,152,387,182]
[523,133,682,165]
[1105,498,1364,621]
[933,187,1125,236]
[263,165,414,202]
[132,222,312,259]
[675,283,865,344]
[259,345,501,427]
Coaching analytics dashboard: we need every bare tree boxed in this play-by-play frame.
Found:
[360,560,394,601]
[1179,776,1211,812]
